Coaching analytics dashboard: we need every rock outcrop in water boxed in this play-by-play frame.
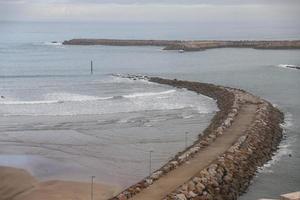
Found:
[108,76,284,200]
[286,65,300,70]
[63,39,300,51]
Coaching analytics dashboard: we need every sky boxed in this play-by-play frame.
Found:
[0,0,299,24]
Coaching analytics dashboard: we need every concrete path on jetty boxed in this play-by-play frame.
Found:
[130,94,258,200]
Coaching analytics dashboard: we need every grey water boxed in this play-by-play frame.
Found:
[0,21,300,198]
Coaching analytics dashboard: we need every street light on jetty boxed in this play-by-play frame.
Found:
[91,176,95,200]
[185,132,189,149]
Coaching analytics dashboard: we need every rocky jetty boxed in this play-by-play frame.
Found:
[63,39,180,46]
[108,76,284,200]
[63,39,300,51]
[164,99,283,200]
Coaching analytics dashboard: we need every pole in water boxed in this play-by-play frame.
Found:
[90,60,93,75]
[185,132,189,149]
[91,176,95,200]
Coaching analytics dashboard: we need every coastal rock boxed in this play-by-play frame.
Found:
[118,193,127,200]
[171,161,179,168]
[195,182,206,193]
[162,164,172,173]
[188,181,196,191]
[176,193,187,200]
[150,171,163,180]
[187,191,198,198]
[145,178,153,186]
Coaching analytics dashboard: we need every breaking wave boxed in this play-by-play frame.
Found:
[277,64,300,70]
[0,90,177,105]
[44,41,63,46]
[0,88,217,116]
[258,112,294,174]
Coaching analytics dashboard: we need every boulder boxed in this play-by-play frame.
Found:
[176,193,187,200]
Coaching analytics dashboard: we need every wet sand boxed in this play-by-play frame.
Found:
[0,77,283,200]
[0,166,119,200]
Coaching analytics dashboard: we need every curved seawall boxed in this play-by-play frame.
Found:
[109,76,284,200]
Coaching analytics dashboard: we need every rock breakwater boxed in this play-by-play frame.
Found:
[166,98,283,200]
[63,39,300,51]
[109,76,283,200]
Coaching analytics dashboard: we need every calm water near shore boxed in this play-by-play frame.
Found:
[0,22,300,199]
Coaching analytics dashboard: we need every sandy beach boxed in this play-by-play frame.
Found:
[0,166,120,200]
[0,76,284,200]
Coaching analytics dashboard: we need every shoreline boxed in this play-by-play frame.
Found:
[62,39,300,51]
[0,166,120,200]
[109,76,284,200]
[0,76,284,200]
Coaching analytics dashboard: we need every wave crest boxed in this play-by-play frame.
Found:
[0,90,177,105]
[277,64,300,70]
[44,41,63,46]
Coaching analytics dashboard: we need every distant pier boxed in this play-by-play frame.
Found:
[63,39,300,51]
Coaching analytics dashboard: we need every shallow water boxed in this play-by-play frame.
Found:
[0,75,217,186]
[0,22,300,198]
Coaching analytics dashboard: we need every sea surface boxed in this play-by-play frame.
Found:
[0,21,300,199]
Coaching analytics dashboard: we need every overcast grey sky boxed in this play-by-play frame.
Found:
[0,0,299,24]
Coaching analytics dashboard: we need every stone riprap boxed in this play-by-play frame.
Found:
[108,76,283,200]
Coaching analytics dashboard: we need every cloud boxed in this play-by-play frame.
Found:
[0,0,299,23]
[1,0,300,5]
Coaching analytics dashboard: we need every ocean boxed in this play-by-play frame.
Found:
[0,21,300,199]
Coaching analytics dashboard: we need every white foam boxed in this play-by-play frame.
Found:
[0,100,59,105]
[182,115,194,119]
[0,86,217,116]
[0,93,113,105]
[45,92,110,102]
[123,90,176,98]
[281,112,293,129]
[258,139,293,174]
[109,76,154,85]
[44,41,63,46]
[258,112,294,173]
[0,90,179,106]
[277,64,299,70]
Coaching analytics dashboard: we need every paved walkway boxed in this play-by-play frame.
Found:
[130,101,257,200]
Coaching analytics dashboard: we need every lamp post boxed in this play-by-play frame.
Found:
[91,176,95,200]
[185,132,189,149]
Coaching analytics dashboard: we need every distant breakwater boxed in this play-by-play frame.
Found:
[63,39,300,51]
[109,76,284,200]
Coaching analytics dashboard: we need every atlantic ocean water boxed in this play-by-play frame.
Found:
[0,21,299,199]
